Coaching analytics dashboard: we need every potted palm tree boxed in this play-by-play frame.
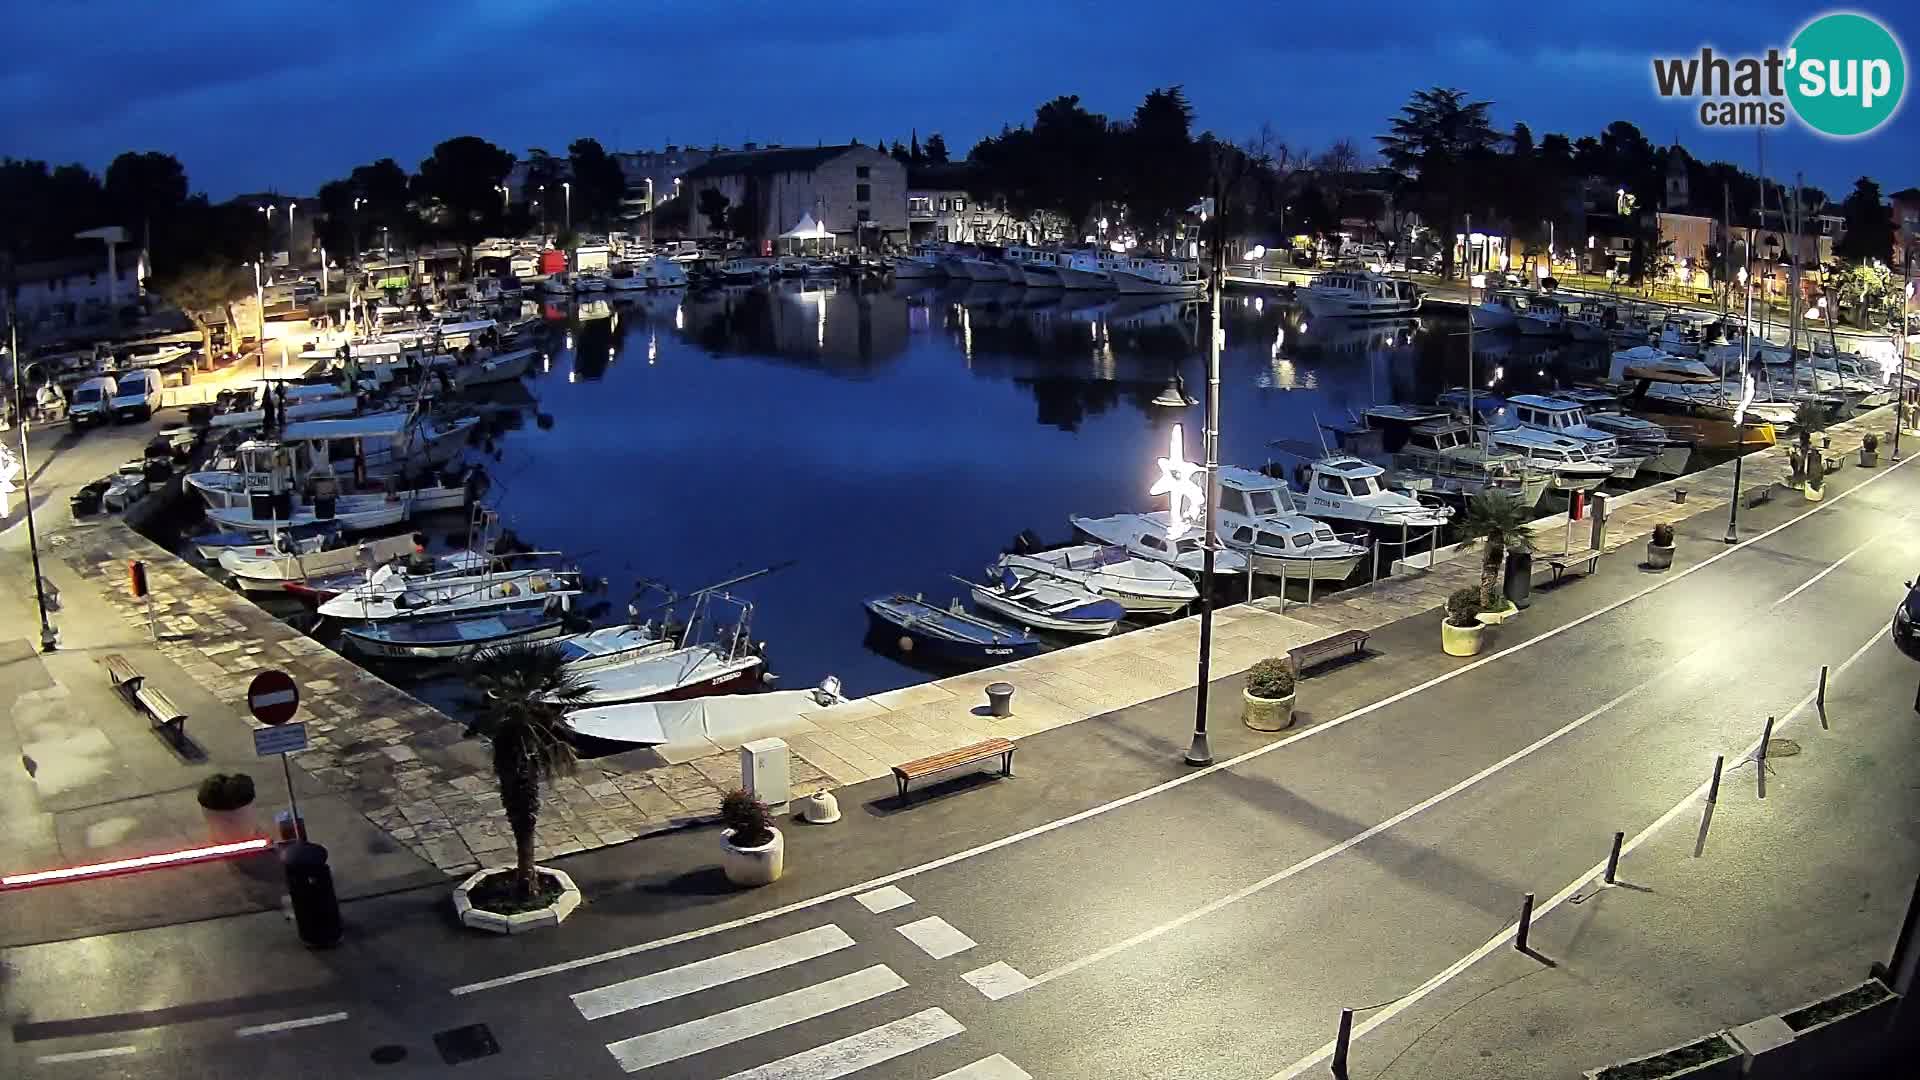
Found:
[1462,490,1534,624]
[1646,522,1676,570]
[720,789,784,886]
[452,643,587,934]
[1860,432,1879,467]
[1242,658,1297,732]
[1442,588,1487,656]
[197,773,258,844]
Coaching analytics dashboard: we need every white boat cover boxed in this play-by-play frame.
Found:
[565,688,835,747]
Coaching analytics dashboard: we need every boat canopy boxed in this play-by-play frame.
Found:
[280,412,413,441]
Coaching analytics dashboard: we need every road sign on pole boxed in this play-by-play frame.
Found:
[248,670,300,726]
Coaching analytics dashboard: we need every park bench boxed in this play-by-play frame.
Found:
[893,737,1015,800]
[1541,546,1601,585]
[1287,629,1371,676]
[103,653,188,742]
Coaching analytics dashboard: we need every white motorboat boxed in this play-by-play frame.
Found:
[208,384,360,430]
[1470,290,1529,331]
[1297,269,1421,318]
[554,591,768,706]
[1354,409,1549,509]
[189,440,474,530]
[1501,394,1646,478]
[317,560,581,622]
[341,607,568,660]
[275,411,480,478]
[190,519,341,561]
[1580,411,1694,477]
[891,244,948,279]
[1655,315,1712,357]
[1291,456,1455,530]
[220,532,422,592]
[551,623,673,672]
[959,253,1012,281]
[1109,257,1205,297]
[995,545,1196,614]
[1516,295,1567,338]
[608,256,689,290]
[1054,250,1114,290]
[967,567,1125,636]
[1214,506,1368,582]
[1070,512,1251,576]
[1609,345,1718,384]
[1003,246,1064,289]
[564,681,848,747]
[717,258,773,282]
[452,347,535,389]
[1484,425,1614,490]
[575,273,609,292]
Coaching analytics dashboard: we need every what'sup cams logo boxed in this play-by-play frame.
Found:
[1652,11,1906,137]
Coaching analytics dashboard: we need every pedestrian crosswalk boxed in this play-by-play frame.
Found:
[574,903,1030,1077]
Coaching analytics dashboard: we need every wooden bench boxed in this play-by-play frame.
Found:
[1287,629,1371,675]
[103,653,188,740]
[893,738,1015,800]
[1542,547,1601,585]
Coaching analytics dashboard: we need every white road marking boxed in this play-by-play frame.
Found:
[36,1046,139,1063]
[1014,659,1687,994]
[854,885,914,913]
[961,961,1033,1000]
[1771,526,1894,608]
[604,964,906,1074]
[574,925,855,1020]
[714,1007,962,1080]
[934,1054,1035,1080]
[1265,620,1891,1080]
[896,916,977,959]
[450,450,1916,997]
[235,1011,349,1037]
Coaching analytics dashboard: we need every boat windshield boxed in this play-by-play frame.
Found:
[1173,537,1203,555]
[1247,489,1283,516]
[1351,475,1379,495]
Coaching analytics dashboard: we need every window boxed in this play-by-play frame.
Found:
[1231,526,1255,545]
[856,184,871,202]
[1140,535,1166,551]
[1219,488,1249,515]
[857,209,871,222]
[1317,474,1345,495]
[940,198,951,211]
[955,198,967,212]
[856,165,870,178]
[909,196,932,214]
[1290,533,1314,549]
[1248,490,1281,516]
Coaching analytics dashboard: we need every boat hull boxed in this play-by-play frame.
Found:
[969,586,1122,636]
[1110,270,1203,296]
[863,601,1042,664]
[1054,264,1113,290]
[1297,291,1420,318]
[1242,551,1366,581]
[1015,265,1062,289]
[342,618,565,660]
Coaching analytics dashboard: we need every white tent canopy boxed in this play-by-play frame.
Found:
[779,213,834,241]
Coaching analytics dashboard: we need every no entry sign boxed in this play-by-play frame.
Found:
[247,670,300,726]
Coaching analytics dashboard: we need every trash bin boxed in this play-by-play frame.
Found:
[1503,550,1533,610]
[282,841,342,948]
[986,682,1015,718]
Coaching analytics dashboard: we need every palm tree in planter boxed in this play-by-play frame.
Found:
[1461,490,1535,620]
[467,643,589,909]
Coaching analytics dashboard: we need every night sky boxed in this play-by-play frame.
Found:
[2,1,1914,198]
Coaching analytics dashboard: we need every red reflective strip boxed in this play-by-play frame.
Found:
[0,838,271,890]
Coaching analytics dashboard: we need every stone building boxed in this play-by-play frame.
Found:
[680,145,907,252]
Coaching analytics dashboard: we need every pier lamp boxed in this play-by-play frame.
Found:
[6,321,58,650]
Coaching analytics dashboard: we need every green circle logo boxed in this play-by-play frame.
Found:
[1787,12,1906,136]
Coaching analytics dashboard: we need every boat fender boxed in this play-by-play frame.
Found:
[897,635,914,652]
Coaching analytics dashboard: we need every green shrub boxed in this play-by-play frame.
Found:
[1651,523,1674,546]
[1446,588,1483,627]
[197,773,256,811]
[720,788,775,847]
[1246,658,1296,699]
[1863,432,1879,452]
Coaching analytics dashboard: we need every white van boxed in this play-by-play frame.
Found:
[68,375,120,428]
[112,368,162,421]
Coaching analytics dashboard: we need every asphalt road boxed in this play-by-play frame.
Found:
[6,449,1918,1079]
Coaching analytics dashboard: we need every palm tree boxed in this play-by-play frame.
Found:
[468,643,588,899]
[1461,491,1536,609]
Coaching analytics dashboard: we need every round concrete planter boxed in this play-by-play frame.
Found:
[1476,600,1519,625]
[202,806,260,845]
[1242,689,1296,732]
[721,826,785,887]
[1646,542,1675,571]
[453,866,582,935]
[1442,619,1486,656]
[1860,449,1879,467]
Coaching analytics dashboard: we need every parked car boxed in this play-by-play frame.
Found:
[68,375,119,428]
[111,368,162,422]
[1895,579,1920,660]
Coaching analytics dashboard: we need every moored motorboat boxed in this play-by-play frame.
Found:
[966,567,1125,636]
[190,519,340,561]
[995,543,1196,614]
[341,607,567,660]
[864,593,1042,664]
[452,347,536,389]
[1069,512,1251,576]
[219,531,423,592]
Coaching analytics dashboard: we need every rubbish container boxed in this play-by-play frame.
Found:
[1503,550,1533,610]
[282,841,342,948]
[986,682,1015,718]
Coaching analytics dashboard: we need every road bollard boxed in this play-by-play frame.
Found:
[1604,831,1624,885]
[1756,716,1774,800]
[1694,755,1724,858]
[1330,1007,1354,1080]
[1515,892,1536,953]
[1818,665,1829,729]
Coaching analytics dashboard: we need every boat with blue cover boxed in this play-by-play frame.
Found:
[965,567,1126,636]
[864,593,1043,664]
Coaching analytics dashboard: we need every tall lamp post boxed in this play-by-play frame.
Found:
[645,178,654,251]
[563,181,572,234]
[248,260,266,378]
[1188,185,1228,767]
[1726,265,1754,544]
[8,319,58,651]
[1897,275,1914,463]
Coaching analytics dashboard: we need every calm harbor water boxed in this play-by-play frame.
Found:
[437,279,1611,703]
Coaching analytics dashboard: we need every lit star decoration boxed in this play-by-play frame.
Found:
[1150,423,1206,540]
[0,444,19,515]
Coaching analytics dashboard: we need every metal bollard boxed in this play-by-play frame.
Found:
[1515,892,1536,953]
[1604,831,1624,885]
[1756,715,1774,800]
[1694,754,1724,858]
[1817,665,1829,729]
[1330,1007,1354,1080]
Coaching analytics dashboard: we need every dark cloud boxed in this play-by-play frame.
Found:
[1,0,1912,197]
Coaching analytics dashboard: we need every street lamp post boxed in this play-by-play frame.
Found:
[645,178,654,251]
[563,181,572,234]
[8,319,58,651]
[1186,182,1228,768]
[1897,275,1915,462]
[287,203,296,255]
[249,260,265,378]
[1726,266,1754,544]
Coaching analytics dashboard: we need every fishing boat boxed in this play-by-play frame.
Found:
[1563,304,1611,343]
[1500,394,1647,479]
[1069,512,1252,576]
[274,411,481,478]
[341,607,568,660]
[865,593,1042,664]
[1347,408,1549,509]
[1108,257,1205,297]
[317,558,581,621]
[1516,295,1566,338]
[220,532,424,592]
[563,680,848,747]
[551,623,673,671]
[1296,268,1421,318]
[190,519,340,561]
[281,549,493,604]
[452,347,536,389]
[891,244,948,279]
[1003,246,1064,288]
[995,543,1196,614]
[965,567,1126,636]
[1053,250,1115,290]
[1470,290,1530,331]
[556,590,769,705]
[1483,426,1615,490]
